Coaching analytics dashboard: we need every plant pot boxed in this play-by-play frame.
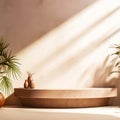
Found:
[14,88,117,108]
[0,92,5,107]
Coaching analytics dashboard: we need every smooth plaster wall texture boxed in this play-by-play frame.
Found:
[0,0,102,88]
[0,0,95,53]
[0,0,120,105]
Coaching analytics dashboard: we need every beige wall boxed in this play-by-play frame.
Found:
[0,0,120,105]
[0,0,95,53]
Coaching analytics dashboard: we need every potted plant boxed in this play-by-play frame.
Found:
[0,37,21,106]
[111,44,120,74]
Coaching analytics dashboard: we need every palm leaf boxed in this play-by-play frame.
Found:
[115,61,120,67]
[0,37,9,53]
[111,43,120,75]
[0,76,13,95]
[0,48,21,79]
[0,38,21,95]
[7,62,21,79]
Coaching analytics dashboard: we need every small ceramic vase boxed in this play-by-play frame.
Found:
[30,80,36,89]
[24,72,36,89]
[0,92,5,107]
[24,80,29,88]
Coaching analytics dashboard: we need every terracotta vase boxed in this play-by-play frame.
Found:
[0,92,5,107]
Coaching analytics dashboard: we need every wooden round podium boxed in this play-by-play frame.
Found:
[14,88,117,108]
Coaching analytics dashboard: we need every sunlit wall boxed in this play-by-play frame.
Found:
[0,0,120,104]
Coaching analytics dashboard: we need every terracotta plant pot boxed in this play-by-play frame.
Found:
[14,88,117,108]
[0,92,5,107]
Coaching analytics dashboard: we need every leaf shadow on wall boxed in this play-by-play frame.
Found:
[34,6,119,67]
[1,0,97,54]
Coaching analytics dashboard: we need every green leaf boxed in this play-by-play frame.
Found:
[6,62,21,80]
[111,43,120,75]
[0,37,9,53]
[0,76,13,95]
[0,37,21,95]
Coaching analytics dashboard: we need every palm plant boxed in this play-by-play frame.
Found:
[111,44,120,74]
[0,37,21,95]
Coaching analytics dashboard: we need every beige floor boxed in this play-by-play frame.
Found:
[0,106,120,120]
